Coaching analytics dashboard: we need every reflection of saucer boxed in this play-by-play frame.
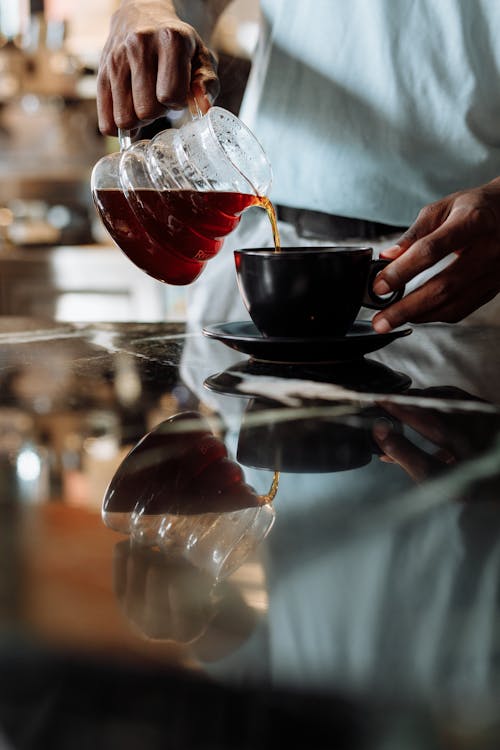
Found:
[202,321,412,363]
[204,357,412,400]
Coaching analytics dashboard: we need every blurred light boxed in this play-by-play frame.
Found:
[47,204,71,229]
[17,448,41,482]
[83,435,119,461]
[21,93,40,114]
[0,207,13,227]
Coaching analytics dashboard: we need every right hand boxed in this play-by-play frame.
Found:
[97,0,219,135]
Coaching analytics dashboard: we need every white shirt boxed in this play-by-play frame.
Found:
[240,0,500,225]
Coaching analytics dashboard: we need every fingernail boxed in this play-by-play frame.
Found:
[373,419,392,441]
[373,316,392,333]
[373,278,391,295]
[380,244,401,258]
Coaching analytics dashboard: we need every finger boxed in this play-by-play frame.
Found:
[372,285,486,331]
[378,201,452,263]
[108,54,137,130]
[96,70,117,135]
[376,401,454,450]
[129,47,169,123]
[156,28,193,108]
[373,208,482,296]
[372,424,442,483]
[191,81,212,114]
[192,47,220,104]
[372,253,500,330]
[394,201,451,251]
[379,244,406,260]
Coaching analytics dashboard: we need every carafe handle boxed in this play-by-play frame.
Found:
[117,94,203,151]
[118,128,132,152]
[188,94,203,120]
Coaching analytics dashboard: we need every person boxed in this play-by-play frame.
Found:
[96,0,500,330]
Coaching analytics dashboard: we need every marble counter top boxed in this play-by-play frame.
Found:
[1,315,500,748]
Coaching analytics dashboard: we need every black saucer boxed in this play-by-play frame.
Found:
[202,320,412,363]
[204,357,411,400]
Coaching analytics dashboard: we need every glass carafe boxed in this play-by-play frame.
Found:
[91,107,272,285]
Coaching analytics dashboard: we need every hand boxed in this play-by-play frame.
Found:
[371,179,500,332]
[97,0,219,135]
[372,387,496,483]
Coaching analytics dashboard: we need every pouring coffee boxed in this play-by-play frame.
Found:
[91,106,276,285]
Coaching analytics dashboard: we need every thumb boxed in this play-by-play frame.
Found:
[192,47,220,109]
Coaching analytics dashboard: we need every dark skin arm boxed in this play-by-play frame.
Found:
[372,177,500,331]
[97,0,232,135]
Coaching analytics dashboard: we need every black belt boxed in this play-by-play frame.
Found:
[276,205,406,241]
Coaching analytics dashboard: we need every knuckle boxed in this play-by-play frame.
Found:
[467,205,483,223]
[382,305,405,329]
[430,277,451,306]
[417,204,434,222]
[125,30,152,58]
[418,239,440,265]
[159,26,193,55]
[384,263,406,289]
[417,201,442,223]
[157,83,187,107]
[96,70,108,95]
[135,101,162,121]
[468,205,496,232]
[113,111,135,129]
[98,117,113,135]
[109,46,128,75]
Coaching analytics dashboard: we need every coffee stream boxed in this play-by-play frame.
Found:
[257,194,281,252]
[263,470,280,503]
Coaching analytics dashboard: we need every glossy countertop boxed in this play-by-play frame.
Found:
[1,315,500,748]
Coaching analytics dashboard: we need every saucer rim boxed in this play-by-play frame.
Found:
[203,319,412,344]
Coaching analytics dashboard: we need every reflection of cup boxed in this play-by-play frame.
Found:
[234,247,404,337]
[91,107,272,285]
[237,400,398,473]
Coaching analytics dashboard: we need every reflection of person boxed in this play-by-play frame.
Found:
[97,1,500,328]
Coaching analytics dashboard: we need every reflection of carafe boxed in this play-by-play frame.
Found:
[91,107,274,285]
[102,412,276,582]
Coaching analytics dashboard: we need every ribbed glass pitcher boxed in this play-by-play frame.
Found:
[91,107,272,285]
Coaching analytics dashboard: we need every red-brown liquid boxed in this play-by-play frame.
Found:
[102,412,278,516]
[93,188,281,285]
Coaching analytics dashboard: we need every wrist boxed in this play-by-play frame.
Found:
[119,0,179,15]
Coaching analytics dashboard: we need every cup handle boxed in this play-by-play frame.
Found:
[363,259,405,310]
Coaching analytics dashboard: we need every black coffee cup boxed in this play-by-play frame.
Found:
[234,246,404,337]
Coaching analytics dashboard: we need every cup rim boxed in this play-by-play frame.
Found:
[234,246,373,257]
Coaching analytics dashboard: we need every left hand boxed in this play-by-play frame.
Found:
[371,179,500,332]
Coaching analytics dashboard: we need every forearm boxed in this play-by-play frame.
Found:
[119,0,233,39]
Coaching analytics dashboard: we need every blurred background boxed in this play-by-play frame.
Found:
[0,0,260,322]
